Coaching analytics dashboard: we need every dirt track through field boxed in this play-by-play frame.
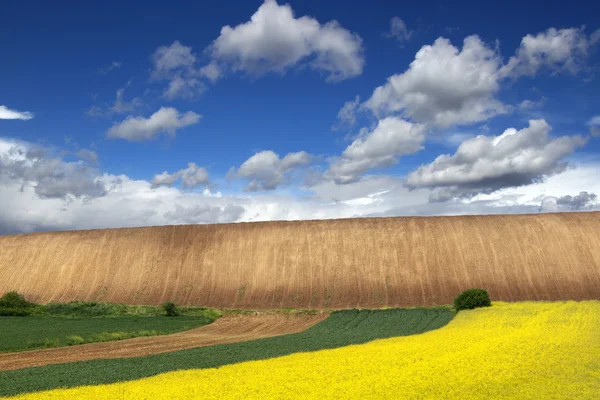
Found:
[0,313,327,371]
[1,212,600,308]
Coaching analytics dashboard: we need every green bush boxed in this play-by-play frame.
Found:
[162,302,179,317]
[44,301,121,317]
[0,307,30,316]
[0,291,35,309]
[454,289,492,311]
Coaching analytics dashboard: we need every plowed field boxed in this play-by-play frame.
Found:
[1,212,599,308]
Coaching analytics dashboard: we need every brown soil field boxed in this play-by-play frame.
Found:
[0,313,327,371]
[1,212,599,308]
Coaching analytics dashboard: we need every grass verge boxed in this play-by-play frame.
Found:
[26,301,220,318]
[0,307,452,397]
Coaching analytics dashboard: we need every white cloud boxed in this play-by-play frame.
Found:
[98,61,122,75]
[198,62,222,82]
[0,105,34,120]
[384,17,413,44]
[86,82,142,117]
[501,27,598,77]
[364,36,507,128]
[361,27,599,131]
[150,41,209,100]
[333,96,360,130]
[151,41,196,79]
[406,119,587,199]
[210,0,364,82]
[151,171,180,187]
[539,196,559,212]
[164,204,244,224]
[151,162,209,189]
[326,117,426,184]
[557,191,597,210]
[234,150,313,191]
[589,115,600,136]
[2,136,600,235]
[0,138,106,200]
[86,105,104,118]
[75,149,99,165]
[541,191,598,212]
[107,107,201,141]
[163,76,205,100]
[112,86,142,114]
[517,97,546,111]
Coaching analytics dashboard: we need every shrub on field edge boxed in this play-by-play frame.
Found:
[162,301,179,317]
[0,291,35,309]
[0,307,30,316]
[66,335,86,346]
[454,289,491,311]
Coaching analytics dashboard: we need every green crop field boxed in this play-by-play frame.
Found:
[0,307,453,397]
[0,315,216,353]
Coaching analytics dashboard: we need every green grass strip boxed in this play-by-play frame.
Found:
[0,307,453,397]
[0,316,215,353]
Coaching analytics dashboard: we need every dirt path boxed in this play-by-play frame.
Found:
[0,313,328,371]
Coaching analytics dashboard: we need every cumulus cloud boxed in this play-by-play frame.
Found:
[163,76,205,100]
[75,149,99,165]
[501,27,599,77]
[540,191,598,212]
[0,105,34,120]
[151,41,196,79]
[364,36,507,128]
[233,150,313,191]
[406,119,586,200]
[2,136,600,235]
[107,107,201,141]
[539,196,559,212]
[589,115,600,136]
[326,117,426,184]
[0,138,106,200]
[557,191,597,209]
[384,17,413,45]
[197,62,222,82]
[150,41,209,100]
[209,0,364,82]
[361,27,599,132]
[151,162,209,189]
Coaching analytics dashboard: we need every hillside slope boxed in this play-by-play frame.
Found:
[1,212,599,308]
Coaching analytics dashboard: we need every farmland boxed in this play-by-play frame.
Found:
[1,213,599,399]
[1,212,600,309]
[0,315,215,353]
[0,313,328,371]
[0,300,220,353]
[10,301,599,400]
[0,307,453,396]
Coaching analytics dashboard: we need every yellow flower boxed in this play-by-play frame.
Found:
[12,301,600,400]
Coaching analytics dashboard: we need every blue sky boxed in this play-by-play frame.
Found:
[1,0,600,233]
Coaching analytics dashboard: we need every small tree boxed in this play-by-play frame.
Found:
[454,289,491,311]
[162,301,179,317]
[0,291,32,309]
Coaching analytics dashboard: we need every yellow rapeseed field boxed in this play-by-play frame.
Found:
[13,301,600,400]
